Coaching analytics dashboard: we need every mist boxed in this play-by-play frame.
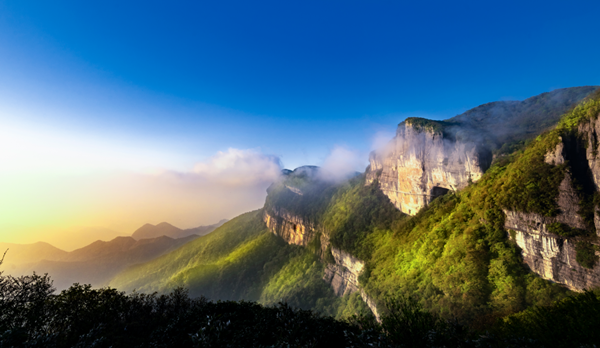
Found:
[0,147,282,250]
[318,146,366,182]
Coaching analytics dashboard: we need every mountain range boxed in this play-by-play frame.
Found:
[6,86,600,328]
[1,219,227,290]
[131,219,228,240]
[105,86,600,324]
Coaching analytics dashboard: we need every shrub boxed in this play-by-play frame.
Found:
[575,241,598,269]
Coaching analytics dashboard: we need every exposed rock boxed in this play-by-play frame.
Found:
[263,207,379,317]
[544,138,565,165]
[505,123,600,290]
[285,185,303,195]
[360,290,381,322]
[555,174,588,229]
[366,118,490,215]
[263,209,316,247]
[323,248,364,297]
[579,113,600,189]
[505,210,600,291]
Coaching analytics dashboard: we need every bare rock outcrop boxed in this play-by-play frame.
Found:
[366,118,490,215]
[263,207,379,317]
[504,124,600,291]
[505,210,600,291]
[263,208,316,247]
[578,114,600,233]
[323,248,364,297]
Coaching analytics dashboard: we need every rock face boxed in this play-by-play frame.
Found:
[366,118,490,215]
[263,207,380,318]
[504,113,600,291]
[323,247,364,297]
[505,210,600,291]
[263,209,316,247]
[578,115,600,233]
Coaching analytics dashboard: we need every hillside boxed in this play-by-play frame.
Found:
[106,87,600,328]
[109,211,369,316]
[447,86,598,150]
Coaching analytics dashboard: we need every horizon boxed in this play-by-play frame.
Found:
[2,0,600,249]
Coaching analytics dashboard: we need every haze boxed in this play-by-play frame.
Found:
[1,0,599,249]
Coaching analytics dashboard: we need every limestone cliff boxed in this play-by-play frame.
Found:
[263,208,316,247]
[578,116,600,232]
[323,247,364,297]
[366,118,490,215]
[505,210,600,291]
[505,111,600,291]
[263,207,380,317]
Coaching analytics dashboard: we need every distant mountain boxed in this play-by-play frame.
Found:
[445,86,598,151]
[131,219,227,240]
[15,234,199,290]
[51,226,127,252]
[131,222,182,240]
[0,242,67,268]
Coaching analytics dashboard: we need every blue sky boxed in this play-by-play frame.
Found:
[2,0,599,168]
[1,0,600,245]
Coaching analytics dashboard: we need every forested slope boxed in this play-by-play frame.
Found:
[108,87,600,328]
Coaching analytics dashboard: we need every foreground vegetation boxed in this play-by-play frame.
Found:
[2,270,600,347]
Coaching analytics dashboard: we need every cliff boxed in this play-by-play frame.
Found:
[505,210,600,291]
[366,87,598,216]
[262,205,380,318]
[366,118,490,215]
[504,101,600,291]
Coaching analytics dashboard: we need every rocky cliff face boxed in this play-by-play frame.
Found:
[323,247,364,297]
[504,112,600,291]
[505,210,600,291]
[263,208,316,247]
[366,118,491,215]
[263,207,379,317]
[578,116,600,233]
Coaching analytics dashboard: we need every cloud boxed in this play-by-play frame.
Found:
[0,147,283,250]
[192,148,282,187]
[371,130,396,159]
[318,146,365,182]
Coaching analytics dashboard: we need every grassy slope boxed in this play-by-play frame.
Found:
[109,210,358,316]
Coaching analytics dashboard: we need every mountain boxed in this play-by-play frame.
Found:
[10,234,199,291]
[367,86,598,215]
[108,86,600,326]
[0,241,67,269]
[45,226,127,251]
[131,220,227,240]
[108,212,363,316]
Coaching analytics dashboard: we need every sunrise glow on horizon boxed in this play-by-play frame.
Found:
[2,0,599,250]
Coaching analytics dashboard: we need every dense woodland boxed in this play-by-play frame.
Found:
[2,270,600,347]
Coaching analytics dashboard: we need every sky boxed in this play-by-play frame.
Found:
[1,0,599,249]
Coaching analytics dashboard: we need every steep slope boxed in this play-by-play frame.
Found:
[367,86,598,215]
[256,88,600,323]
[109,210,370,316]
